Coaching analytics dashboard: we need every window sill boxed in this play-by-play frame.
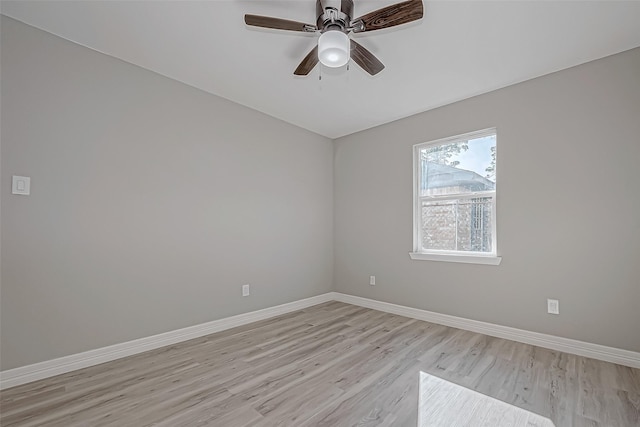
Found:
[409,252,502,265]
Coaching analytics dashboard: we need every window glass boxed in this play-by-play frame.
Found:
[414,130,497,256]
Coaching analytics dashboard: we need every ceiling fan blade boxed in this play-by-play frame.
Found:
[294,46,319,76]
[351,0,423,33]
[341,0,354,18]
[316,0,325,19]
[350,40,385,75]
[245,14,316,32]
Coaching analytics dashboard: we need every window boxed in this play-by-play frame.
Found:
[410,129,501,265]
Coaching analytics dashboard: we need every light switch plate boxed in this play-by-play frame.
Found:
[12,176,31,195]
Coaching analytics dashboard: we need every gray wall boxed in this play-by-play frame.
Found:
[1,17,333,370]
[334,47,640,352]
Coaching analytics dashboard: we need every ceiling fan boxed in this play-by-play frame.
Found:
[244,0,424,76]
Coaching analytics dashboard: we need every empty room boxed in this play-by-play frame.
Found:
[1,1,639,426]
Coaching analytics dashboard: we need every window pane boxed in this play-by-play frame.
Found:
[421,197,493,253]
[420,134,496,197]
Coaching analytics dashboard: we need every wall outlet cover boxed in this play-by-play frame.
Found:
[12,176,31,195]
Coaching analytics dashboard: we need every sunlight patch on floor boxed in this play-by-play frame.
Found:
[418,372,556,427]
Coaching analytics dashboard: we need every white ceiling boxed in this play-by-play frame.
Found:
[2,0,640,139]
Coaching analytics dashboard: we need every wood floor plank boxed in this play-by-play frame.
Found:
[1,302,638,426]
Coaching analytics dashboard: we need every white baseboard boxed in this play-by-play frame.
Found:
[0,293,335,390]
[3,291,638,390]
[332,293,640,369]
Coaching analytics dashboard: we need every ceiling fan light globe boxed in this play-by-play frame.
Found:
[318,31,349,68]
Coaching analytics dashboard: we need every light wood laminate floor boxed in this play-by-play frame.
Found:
[1,302,638,426]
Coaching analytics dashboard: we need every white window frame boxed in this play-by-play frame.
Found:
[410,128,502,265]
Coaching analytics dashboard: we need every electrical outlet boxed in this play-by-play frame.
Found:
[242,284,250,297]
[547,299,559,315]
[12,176,31,195]
[369,276,376,286]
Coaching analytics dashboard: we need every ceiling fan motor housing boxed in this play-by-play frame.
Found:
[317,7,350,33]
